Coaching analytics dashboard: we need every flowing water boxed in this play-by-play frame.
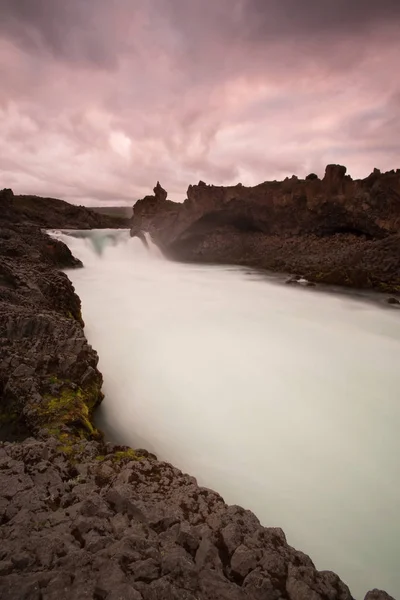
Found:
[52,229,400,599]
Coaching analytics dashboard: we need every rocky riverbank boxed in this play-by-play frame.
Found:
[130,166,400,295]
[0,189,395,599]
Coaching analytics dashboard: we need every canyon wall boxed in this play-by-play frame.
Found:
[130,166,400,293]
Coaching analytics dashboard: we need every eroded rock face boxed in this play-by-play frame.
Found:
[0,223,103,442]
[130,166,400,293]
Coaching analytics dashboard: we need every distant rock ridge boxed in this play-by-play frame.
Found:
[0,188,129,230]
[130,166,400,294]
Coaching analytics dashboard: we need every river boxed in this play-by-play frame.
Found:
[52,229,400,599]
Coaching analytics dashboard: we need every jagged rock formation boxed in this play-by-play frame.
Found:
[130,166,400,293]
[0,188,396,599]
[1,188,129,229]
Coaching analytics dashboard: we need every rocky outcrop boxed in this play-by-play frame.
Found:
[1,437,393,600]
[1,188,129,230]
[0,220,103,443]
[130,166,400,293]
[0,193,396,599]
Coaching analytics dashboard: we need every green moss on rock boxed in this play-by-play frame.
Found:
[33,380,103,443]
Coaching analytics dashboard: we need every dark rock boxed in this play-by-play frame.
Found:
[387,297,400,305]
[365,590,396,600]
[0,188,14,202]
[286,275,302,285]
[130,166,400,293]
[153,181,168,203]
[6,193,129,229]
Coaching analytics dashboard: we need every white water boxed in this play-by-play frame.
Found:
[53,229,400,599]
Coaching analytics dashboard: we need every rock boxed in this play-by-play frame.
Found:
[153,181,168,202]
[0,188,14,202]
[0,220,103,442]
[323,164,347,187]
[286,275,302,285]
[365,591,396,600]
[306,173,319,181]
[230,544,258,578]
[130,165,400,294]
[1,435,380,599]
[387,297,400,305]
[0,191,128,229]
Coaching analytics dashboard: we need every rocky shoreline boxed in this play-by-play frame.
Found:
[0,189,395,599]
[130,166,400,296]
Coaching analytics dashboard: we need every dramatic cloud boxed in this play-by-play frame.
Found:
[0,0,399,205]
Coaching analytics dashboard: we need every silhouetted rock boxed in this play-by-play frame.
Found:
[0,188,14,202]
[153,181,168,202]
[130,166,400,293]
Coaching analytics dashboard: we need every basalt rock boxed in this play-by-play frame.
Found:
[130,166,400,293]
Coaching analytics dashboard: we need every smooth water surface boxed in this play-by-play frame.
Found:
[53,229,400,599]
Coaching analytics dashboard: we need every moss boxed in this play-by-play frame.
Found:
[0,410,19,426]
[34,379,103,443]
[57,445,74,455]
[375,281,400,294]
[113,449,140,462]
[95,448,141,463]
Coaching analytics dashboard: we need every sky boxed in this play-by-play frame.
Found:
[0,0,399,206]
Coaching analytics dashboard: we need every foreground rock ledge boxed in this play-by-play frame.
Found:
[0,438,394,600]
[0,189,395,599]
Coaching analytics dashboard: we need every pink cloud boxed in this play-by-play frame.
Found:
[0,1,399,205]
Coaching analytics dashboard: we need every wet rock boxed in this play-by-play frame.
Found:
[387,297,400,305]
[286,275,302,285]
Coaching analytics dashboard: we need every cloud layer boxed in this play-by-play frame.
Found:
[1,0,399,205]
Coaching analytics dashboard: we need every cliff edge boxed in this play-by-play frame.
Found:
[130,167,400,293]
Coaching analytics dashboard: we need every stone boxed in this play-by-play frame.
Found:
[230,544,258,578]
[130,165,400,294]
[153,181,168,202]
[365,591,396,600]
